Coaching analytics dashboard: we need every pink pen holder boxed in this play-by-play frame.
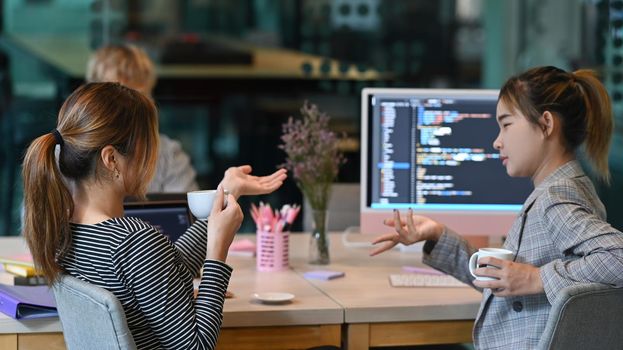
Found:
[256,230,289,272]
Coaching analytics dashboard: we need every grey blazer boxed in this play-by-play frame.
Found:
[422,161,623,349]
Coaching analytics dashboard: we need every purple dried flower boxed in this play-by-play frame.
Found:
[279,101,346,210]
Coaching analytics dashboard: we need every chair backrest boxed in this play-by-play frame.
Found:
[53,274,136,350]
[537,283,623,350]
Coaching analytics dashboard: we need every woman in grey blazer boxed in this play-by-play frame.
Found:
[371,66,623,349]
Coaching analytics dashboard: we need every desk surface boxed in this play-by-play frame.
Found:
[1,34,388,81]
[0,236,343,334]
[221,258,342,327]
[0,233,482,342]
[289,233,481,323]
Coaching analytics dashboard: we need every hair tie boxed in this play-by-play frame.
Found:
[51,129,64,147]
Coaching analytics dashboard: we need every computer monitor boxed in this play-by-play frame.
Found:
[360,88,533,236]
[123,200,193,242]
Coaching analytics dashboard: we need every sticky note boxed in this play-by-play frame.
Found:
[303,270,345,280]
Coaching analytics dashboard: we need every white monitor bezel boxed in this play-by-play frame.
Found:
[360,88,523,237]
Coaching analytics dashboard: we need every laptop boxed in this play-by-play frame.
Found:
[123,200,193,243]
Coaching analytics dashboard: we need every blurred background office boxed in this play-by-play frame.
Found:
[1,0,621,235]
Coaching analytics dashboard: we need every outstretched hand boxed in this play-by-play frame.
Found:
[219,165,287,198]
[370,209,445,256]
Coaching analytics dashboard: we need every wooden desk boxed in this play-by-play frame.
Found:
[0,237,342,350]
[0,233,482,350]
[289,233,481,350]
[218,254,342,350]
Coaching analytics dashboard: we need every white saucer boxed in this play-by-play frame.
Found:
[253,292,295,304]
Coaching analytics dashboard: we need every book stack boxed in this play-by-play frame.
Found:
[0,254,46,286]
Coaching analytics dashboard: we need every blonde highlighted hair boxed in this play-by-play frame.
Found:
[86,44,156,94]
[22,82,159,285]
[499,66,613,183]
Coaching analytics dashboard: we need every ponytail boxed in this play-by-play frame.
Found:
[22,133,74,286]
[573,69,613,184]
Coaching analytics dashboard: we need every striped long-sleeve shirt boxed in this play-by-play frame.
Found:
[59,217,231,349]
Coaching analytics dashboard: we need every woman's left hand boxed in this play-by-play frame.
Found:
[219,165,287,198]
[472,257,544,297]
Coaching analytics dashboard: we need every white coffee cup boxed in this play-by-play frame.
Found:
[187,189,228,220]
[468,248,514,281]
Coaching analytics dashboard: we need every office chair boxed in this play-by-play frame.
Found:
[537,283,623,350]
[53,274,136,350]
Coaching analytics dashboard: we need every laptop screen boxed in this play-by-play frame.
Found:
[124,201,192,242]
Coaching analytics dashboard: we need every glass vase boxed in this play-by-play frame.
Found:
[309,209,330,265]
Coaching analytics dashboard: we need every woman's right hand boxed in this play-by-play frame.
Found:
[370,209,444,256]
[206,188,243,262]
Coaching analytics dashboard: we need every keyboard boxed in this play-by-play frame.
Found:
[389,273,469,288]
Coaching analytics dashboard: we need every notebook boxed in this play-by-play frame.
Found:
[124,200,193,243]
[0,253,39,277]
[0,284,58,319]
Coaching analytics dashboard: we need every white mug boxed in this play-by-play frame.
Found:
[187,189,228,220]
[468,248,514,281]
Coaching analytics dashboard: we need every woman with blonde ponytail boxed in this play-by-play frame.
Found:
[371,66,623,348]
[22,82,245,349]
